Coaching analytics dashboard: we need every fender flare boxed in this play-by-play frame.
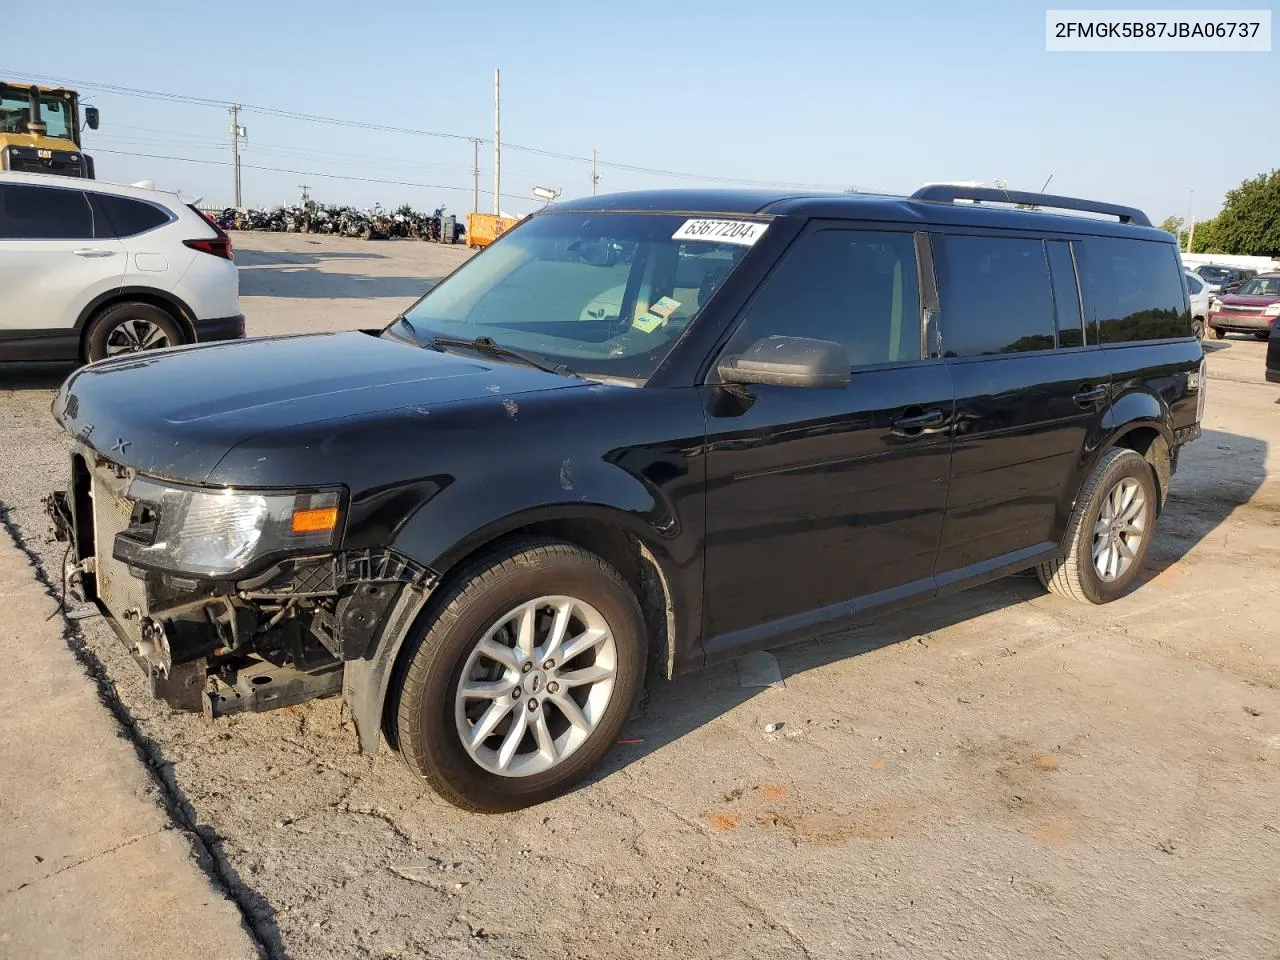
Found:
[75,286,199,344]
[344,502,688,755]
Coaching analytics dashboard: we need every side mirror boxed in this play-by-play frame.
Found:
[717,335,850,389]
[85,106,100,130]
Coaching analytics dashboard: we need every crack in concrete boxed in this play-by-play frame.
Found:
[4,828,163,896]
[0,504,283,960]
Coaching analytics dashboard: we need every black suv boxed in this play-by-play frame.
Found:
[47,185,1205,812]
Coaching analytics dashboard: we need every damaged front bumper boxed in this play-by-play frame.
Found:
[44,450,437,734]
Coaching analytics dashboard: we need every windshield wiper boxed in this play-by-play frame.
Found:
[427,335,575,377]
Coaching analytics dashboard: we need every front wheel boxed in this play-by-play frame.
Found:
[393,540,647,812]
[1255,331,1271,341]
[1038,448,1158,604]
[1212,326,1226,340]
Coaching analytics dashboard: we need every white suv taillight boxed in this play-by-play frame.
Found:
[184,205,235,261]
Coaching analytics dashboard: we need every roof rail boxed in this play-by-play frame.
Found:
[909,184,1151,228]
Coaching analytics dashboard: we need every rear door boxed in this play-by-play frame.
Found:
[0,181,125,333]
[932,233,1111,586]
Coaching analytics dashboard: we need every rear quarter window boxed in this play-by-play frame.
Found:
[93,193,171,238]
[1080,237,1190,343]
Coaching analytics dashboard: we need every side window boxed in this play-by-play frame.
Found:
[938,235,1055,356]
[1079,237,1191,343]
[0,184,95,240]
[730,229,921,367]
[1185,274,1203,294]
[1046,241,1084,348]
[93,194,170,238]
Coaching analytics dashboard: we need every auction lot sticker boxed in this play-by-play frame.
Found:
[673,219,768,246]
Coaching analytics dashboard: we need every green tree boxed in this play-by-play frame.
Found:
[1159,215,1183,236]
[1213,169,1280,255]
[1179,217,1225,255]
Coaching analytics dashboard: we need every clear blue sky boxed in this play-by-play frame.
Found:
[5,0,1276,221]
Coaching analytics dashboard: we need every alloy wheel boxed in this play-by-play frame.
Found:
[454,596,617,777]
[1092,477,1148,582]
[104,318,171,356]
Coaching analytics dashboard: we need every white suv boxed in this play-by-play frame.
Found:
[0,171,243,363]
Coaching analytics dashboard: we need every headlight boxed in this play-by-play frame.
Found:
[1264,303,1280,317]
[113,477,342,577]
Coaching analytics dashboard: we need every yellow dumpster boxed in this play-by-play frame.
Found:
[467,212,521,249]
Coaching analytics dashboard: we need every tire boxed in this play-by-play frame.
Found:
[1255,331,1270,341]
[1037,448,1158,604]
[84,302,185,363]
[393,539,647,812]
[1212,326,1226,340]
[1192,318,1204,339]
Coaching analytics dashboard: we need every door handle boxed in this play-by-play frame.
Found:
[72,248,116,258]
[891,408,946,437]
[1073,385,1107,406]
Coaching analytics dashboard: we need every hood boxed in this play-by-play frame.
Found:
[1218,293,1280,307]
[54,331,581,481]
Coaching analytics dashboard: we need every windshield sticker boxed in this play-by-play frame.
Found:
[632,312,667,334]
[648,296,681,320]
[672,219,768,246]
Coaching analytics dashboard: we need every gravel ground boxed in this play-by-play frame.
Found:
[1,232,1278,960]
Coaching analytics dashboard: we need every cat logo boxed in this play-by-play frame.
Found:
[37,149,52,159]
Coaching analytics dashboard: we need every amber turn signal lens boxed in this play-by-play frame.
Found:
[291,506,338,535]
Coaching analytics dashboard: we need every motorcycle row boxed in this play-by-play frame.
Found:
[213,204,464,242]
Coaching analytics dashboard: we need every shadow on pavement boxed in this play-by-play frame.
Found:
[598,427,1267,783]
[0,361,77,391]
[238,264,433,299]
[233,246,388,267]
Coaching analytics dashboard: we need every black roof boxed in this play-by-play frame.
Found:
[551,187,1168,241]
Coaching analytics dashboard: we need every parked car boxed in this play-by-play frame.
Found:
[1207,273,1280,339]
[45,185,1204,812]
[0,171,244,363]
[1193,263,1257,296]
[1268,318,1280,384]
[1185,270,1210,338]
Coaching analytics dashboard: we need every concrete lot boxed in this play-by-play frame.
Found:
[1,231,1277,960]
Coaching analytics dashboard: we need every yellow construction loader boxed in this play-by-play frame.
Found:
[0,81,98,178]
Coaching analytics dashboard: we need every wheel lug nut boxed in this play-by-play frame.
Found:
[522,661,533,673]
[543,659,555,670]
[512,688,521,699]
[547,681,559,694]
[528,699,539,711]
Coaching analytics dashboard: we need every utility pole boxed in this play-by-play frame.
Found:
[592,148,599,195]
[299,184,310,208]
[493,69,501,215]
[1184,190,1195,252]
[471,138,480,214]
[229,104,245,209]
[1188,215,1197,254]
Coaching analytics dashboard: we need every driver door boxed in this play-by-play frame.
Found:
[699,226,955,658]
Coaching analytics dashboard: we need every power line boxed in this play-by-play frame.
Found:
[8,68,846,191]
[89,148,529,201]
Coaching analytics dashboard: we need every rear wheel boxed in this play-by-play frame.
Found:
[1192,318,1204,339]
[1038,448,1158,604]
[392,540,647,812]
[1212,326,1226,340]
[84,302,185,363]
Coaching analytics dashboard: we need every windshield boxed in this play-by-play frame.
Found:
[1236,277,1280,297]
[0,87,73,139]
[399,212,761,379]
[1195,266,1230,283]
